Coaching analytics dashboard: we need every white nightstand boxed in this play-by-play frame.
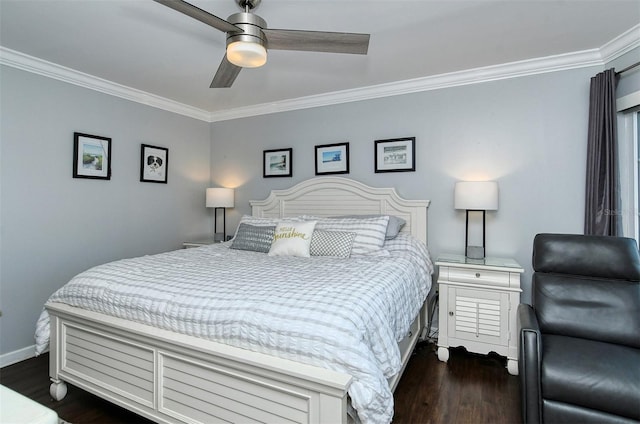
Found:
[435,253,524,375]
[183,238,217,248]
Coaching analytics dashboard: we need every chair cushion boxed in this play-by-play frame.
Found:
[533,233,640,281]
[541,334,640,421]
[534,274,640,348]
[543,399,640,424]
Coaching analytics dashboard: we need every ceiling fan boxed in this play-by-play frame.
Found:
[152,0,370,88]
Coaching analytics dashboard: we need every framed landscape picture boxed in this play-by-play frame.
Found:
[374,137,416,173]
[140,144,169,183]
[263,148,292,177]
[73,132,112,180]
[315,142,349,175]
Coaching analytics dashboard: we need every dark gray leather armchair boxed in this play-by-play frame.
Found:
[518,233,640,424]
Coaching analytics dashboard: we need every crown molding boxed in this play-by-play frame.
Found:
[599,23,640,64]
[209,49,603,122]
[0,47,211,122]
[2,23,638,124]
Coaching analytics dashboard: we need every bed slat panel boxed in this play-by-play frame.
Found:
[67,329,153,372]
[163,359,309,413]
[160,355,309,423]
[62,325,154,406]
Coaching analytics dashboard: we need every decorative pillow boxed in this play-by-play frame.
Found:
[334,214,406,240]
[230,223,275,253]
[268,221,317,257]
[385,216,406,239]
[233,215,308,237]
[311,216,390,256]
[310,230,357,258]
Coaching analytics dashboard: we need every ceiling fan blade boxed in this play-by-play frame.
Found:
[263,29,370,55]
[210,56,242,88]
[152,0,240,33]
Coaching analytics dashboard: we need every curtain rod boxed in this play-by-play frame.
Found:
[616,61,640,75]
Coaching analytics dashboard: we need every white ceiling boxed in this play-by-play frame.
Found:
[1,0,639,119]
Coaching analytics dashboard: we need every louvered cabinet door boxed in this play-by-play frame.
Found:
[447,287,509,347]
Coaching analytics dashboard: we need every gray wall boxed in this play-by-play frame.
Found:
[211,66,600,303]
[0,61,604,358]
[0,66,211,358]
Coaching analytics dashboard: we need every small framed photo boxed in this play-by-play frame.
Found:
[315,142,349,175]
[140,144,169,183]
[374,137,416,173]
[73,132,112,180]
[263,148,292,178]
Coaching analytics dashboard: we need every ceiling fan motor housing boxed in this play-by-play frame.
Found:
[226,12,267,48]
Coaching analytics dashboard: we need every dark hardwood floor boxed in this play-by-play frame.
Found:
[393,342,521,423]
[0,342,520,423]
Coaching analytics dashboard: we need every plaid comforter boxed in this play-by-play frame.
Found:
[35,234,432,424]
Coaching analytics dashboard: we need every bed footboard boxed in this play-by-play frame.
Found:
[47,302,351,424]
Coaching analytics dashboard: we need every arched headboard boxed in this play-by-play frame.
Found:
[250,177,430,244]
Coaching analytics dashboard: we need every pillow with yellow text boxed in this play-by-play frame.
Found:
[268,221,317,257]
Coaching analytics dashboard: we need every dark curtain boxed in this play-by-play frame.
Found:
[584,68,622,236]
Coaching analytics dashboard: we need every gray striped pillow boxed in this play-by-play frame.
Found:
[312,216,390,256]
[230,223,275,253]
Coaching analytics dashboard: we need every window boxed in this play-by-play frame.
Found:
[617,91,640,241]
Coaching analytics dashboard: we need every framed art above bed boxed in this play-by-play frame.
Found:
[374,137,416,173]
[263,148,292,178]
[314,142,349,175]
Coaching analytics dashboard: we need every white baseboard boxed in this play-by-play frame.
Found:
[0,345,40,368]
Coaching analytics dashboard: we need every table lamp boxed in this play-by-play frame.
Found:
[454,181,499,259]
[206,187,234,242]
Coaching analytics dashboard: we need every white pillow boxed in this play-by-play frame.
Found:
[268,221,317,257]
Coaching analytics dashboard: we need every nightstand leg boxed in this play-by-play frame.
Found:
[437,346,449,362]
[507,359,518,375]
[50,378,67,401]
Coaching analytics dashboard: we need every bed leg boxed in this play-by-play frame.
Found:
[49,378,67,401]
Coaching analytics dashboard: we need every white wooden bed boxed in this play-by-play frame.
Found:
[46,177,431,423]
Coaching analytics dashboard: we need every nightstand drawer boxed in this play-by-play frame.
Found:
[444,267,510,288]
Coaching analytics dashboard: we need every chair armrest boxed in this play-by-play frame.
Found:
[518,304,542,424]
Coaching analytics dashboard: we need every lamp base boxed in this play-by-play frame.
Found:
[465,245,485,260]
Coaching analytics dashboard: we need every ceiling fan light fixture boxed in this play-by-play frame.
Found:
[227,41,267,68]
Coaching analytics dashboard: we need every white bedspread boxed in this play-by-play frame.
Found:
[35,234,432,424]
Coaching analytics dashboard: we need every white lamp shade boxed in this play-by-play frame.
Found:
[206,188,234,208]
[227,41,267,68]
[454,181,499,210]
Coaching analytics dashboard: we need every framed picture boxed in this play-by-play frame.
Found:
[263,148,292,178]
[374,137,416,173]
[315,142,350,175]
[140,144,169,183]
[73,132,112,180]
